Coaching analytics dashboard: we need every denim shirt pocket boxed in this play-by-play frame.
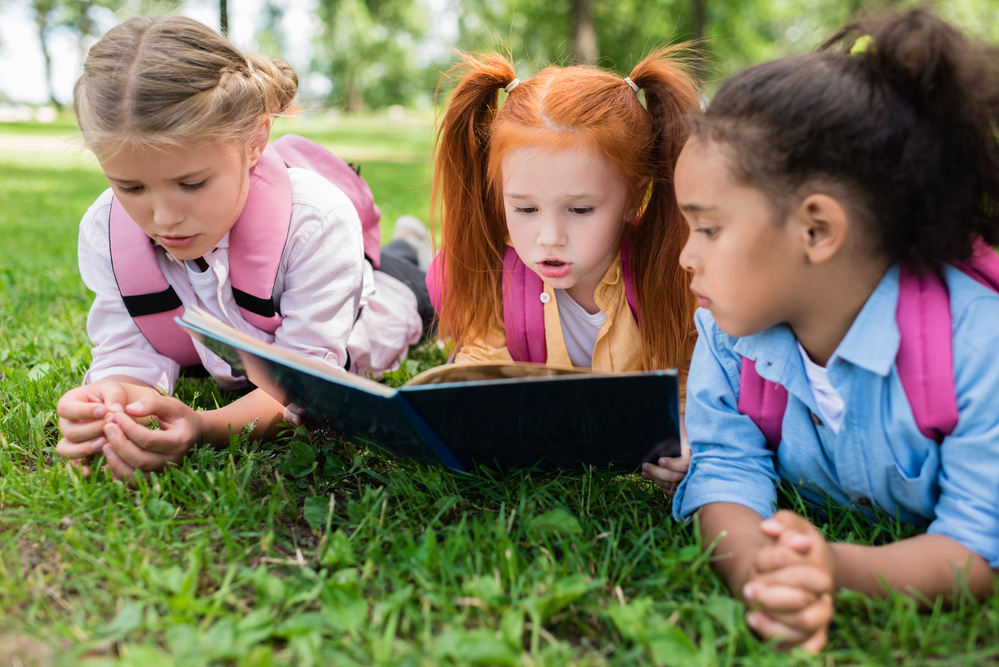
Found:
[885,445,940,524]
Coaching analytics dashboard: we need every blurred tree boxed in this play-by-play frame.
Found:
[572,0,597,64]
[31,0,60,108]
[254,1,286,58]
[220,0,228,35]
[314,0,427,111]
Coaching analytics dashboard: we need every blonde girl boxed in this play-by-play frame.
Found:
[56,16,428,479]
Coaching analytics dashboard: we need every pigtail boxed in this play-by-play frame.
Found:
[432,53,518,345]
[627,48,700,370]
[822,8,999,265]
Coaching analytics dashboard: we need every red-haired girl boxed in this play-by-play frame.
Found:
[429,50,700,491]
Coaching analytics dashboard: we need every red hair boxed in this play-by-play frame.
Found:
[432,48,699,369]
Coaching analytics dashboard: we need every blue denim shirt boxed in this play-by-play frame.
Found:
[674,265,999,567]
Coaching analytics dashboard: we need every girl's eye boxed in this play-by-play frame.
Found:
[570,207,593,216]
[514,206,537,214]
[697,227,719,237]
[115,185,143,195]
[181,180,208,191]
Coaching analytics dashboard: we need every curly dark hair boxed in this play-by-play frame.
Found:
[693,7,999,270]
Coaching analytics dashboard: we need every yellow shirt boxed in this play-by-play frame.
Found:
[455,252,642,371]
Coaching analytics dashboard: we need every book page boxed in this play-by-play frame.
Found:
[178,306,394,398]
[406,363,593,386]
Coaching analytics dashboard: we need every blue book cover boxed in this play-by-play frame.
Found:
[178,308,681,473]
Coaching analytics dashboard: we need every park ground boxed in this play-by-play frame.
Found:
[1,114,999,666]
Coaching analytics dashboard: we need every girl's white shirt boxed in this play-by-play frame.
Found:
[796,341,845,434]
[79,168,422,395]
[553,288,607,369]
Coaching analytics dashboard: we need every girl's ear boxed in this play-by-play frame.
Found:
[246,116,272,167]
[796,193,850,265]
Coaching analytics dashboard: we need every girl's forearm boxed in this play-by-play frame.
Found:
[831,534,995,601]
[199,387,287,446]
[697,502,771,598]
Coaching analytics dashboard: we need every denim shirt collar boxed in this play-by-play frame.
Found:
[730,266,901,409]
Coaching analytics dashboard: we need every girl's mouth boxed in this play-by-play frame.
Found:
[536,259,572,279]
[158,235,197,249]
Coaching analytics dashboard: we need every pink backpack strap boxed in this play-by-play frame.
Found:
[426,251,445,312]
[896,266,959,443]
[951,237,999,292]
[502,246,547,363]
[737,358,788,451]
[227,145,291,334]
[109,199,202,368]
[619,237,639,322]
[270,134,382,268]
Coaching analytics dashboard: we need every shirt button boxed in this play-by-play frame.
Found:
[857,498,872,507]
[810,413,823,427]
[540,292,551,304]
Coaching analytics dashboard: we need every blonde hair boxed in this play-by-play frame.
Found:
[74,15,298,157]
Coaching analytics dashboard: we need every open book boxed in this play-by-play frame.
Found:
[178,307,681,473]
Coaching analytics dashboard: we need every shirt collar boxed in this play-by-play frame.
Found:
[733,265,901,382]
[828,265,899,376]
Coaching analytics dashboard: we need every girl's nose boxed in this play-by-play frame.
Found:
[151,194,184,229]
[536,214,567,248]
[678,237,698,273]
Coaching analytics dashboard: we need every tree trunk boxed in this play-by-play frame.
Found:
[33,3,62,110]
[220,0,229,35]
[571,0,598,65]
[692,0,706,81]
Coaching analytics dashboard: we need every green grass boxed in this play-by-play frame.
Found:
[2,116,999,666]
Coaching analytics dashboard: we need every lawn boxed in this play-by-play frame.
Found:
[1,114,999,666]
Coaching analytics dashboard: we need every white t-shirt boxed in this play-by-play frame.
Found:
[79,168,422,395]
[797,342,845,434]
[554,289,607,369]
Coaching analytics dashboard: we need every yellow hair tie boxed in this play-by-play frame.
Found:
[850,35,874,55]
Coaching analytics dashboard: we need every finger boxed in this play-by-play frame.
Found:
[751,564,834,595]
[109,412,194,457]
[746,610,811,647]
[656,455,690,474]
[101,442,136,481]
[641,462,686,484]
[56,436,106,461]
[124,394,189,423]
[283,406,302,427]
[778,528,814,556]
[753,542,810,573]
[59,416,110,444]
[640,474,679,496]
[57,395,108,422]
[103,421,178,472]
[744,581,818,613]
[800,626,830,654]
[756,593,834,639]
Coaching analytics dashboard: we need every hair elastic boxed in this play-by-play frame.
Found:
[504,78,521,93]
[624,76,640,94]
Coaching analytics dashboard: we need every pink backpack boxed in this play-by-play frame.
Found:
[109,134,382,367]
[740,238,999,448]
[426,240,639,363]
